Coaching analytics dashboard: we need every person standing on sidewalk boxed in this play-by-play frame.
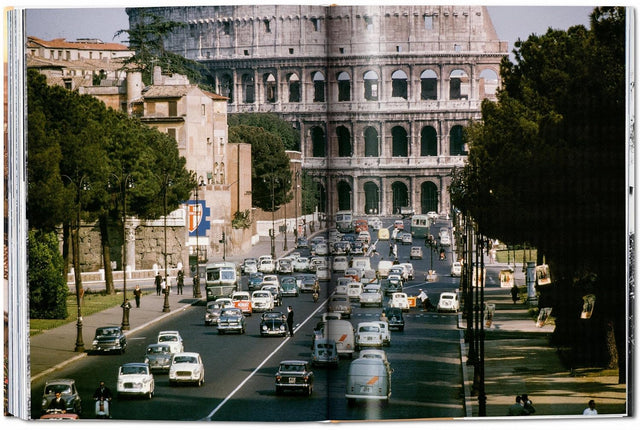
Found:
[155,273,162,296]
[177,269,184,295]
[511,284,519,304]
[583,400,598,415]
[286,306,294,337]
[133,285,142,308]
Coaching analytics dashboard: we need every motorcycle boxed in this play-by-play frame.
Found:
[312,291,319,303]
[94,397,111,419]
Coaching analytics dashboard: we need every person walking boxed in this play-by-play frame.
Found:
[583,400,598,415]
[286,306,295,337]
[161,278,167,295]
[155,273,162,296]
[133,285,142,308]
[507,395,525,416]
[379,312,388,322]
[510,284,519,304]
[177,269,184,295]
[522,394,535,415]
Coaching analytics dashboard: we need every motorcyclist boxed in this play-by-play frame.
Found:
[93,381,113,401]
[93,381,113,418]
[312,285,320,302]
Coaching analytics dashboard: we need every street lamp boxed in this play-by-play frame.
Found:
[62,172,89,351]
[294,170,300,239]
[111,172,134,331]
[160,173,172,313]
[264,175,277,259]
[283,174,290,251]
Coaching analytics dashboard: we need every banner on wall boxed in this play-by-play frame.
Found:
[187,199,211,237]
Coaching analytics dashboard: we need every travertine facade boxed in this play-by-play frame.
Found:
[128,5,508,217]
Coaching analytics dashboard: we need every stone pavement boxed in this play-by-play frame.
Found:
[30,234,629,420]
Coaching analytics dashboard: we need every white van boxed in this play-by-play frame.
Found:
[346,358,392,407]
[322,319,355,358]
[377,260,394,278]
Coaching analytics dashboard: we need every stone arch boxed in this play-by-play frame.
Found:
[288,72,301,102]
[337,71,351,101]
[391,69,408,99]
[449,69,469,100]
[337,180,352,211]
[391,181,409,214]
[364,126,379,157]
[363,70,379,101]
[241,73,254,103]
[264,72,277,103]
[363,181,380,214]
[311,126,326,157]
[336,125,352,157]
[421,181,438,213]
[420,69,438,100]
[450,124,466,155]
[219,73,233,102]
[421,126,437,156]
[391,125,408,157]
[312,71,325,102]
[479,68,499,98]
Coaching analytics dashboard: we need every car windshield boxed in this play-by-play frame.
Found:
[174,355,197,364]
[222,309,241,316]
[280,364,305,372]
[159,335,178,343]
[147,346,169,354]
[121,366,147,375]
[44,384,72,395]
[96,328,118,336]
[264,312,282,319]
[359,326,380,333]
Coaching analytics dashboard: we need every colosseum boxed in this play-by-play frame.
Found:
[128,5,508,217]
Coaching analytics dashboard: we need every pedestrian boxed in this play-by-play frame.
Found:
[133,285,142,308]
[155,273,162,296]
[161,278,167,295]
[583,400,598,415]
[417,289,429,311]
[389,242,393,256]
[507,395,525,416]
[522,394,535,415]
[380,312,388,322]
[511,284,519,304]
[177,269,185,294]
[286,305,294,337]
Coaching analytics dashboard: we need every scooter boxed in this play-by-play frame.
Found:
[312,291,319,303]
[94,397,111,419]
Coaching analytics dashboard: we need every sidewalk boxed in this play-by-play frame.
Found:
[460,263,628,418]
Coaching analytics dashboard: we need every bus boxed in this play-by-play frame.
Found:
[410,214,431,239]
[335,210,354,233]
[205,262,239,301]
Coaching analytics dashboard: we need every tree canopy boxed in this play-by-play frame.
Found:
[228,113,301,151]
[450,7,627,371]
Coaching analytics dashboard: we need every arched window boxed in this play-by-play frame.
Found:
[311,126,326,157]
[220,74,233,103]
[420,69,437,100]
[337,71,351,101]
[337,181,352,211]
[421,126,437,156]
[391,70,408,99]
[313,71,325,102]
[264,73,277,103]
[337,126,352,157]
[421,181,438,213]
[479,69,499,98]
[364,127,379,157]
[391,126,408,157]
[288,73,300,102]
[364,182,380,214]
[391,182,409,214]
[449,69,469,100]
[363,71,379,101]
[450,125,467,155]
[242,73,254,103]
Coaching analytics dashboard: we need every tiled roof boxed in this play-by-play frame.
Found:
[144,85,227,101]
[27,36,131,52]
[26,56,127,71]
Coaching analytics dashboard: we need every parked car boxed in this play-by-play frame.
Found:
[116,363,154,399]
[400,232,413,244]
[280,276,299,297]
[144,343,173,373]
[247,272,264,291]
[231,291,253,315]
[157,331,184,354]
[451,261,463,277]
[327,294,352,318]
[168,352,205,386]
[252,290,275,312]
[300,274,319,293]
[260,311,288,337]
[312,338,339,368]
[41,379,82,415]
[91,326,127,354]
[359,284,383,307]
[410,246,423,259]
[355,322,384,349]
[387,292,410,311]
[275,360,314,396]
[218,308,247,334]
[384,307,405,331]
[437,292,460,313]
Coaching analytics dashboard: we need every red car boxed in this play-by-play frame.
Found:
[231,291,253,315]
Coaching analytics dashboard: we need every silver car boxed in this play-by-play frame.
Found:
[144,343,173,373]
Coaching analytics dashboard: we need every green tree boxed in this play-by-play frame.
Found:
[115,12,205,86]
[228,113,301,151]
[28,230,68,319]
[450,7,626,378]
[229,124,292,212]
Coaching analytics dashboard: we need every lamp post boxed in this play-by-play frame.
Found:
[294,170,300,239]
[193,175,204,298]
[111,172,134,331]
[161,173,172,313]
[283,174,289,251]
[62,172,89,351]
[265,175,277,259]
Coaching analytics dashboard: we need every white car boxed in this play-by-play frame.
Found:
[169,352,205,386]
[355,322,384,349]
[262,274,280,289]
[333,256,349,272]
[368,217,383,230]
[242,258,258,275]
[437,292,460,313]
[388,292,410,311]
[440,233,451,246]
[451,262,462,277]
[251,290,274,312]
[157,331,184,354]
[258,258,276,274]
[359,285,383,307]
[316,265,331,281]
[117,363,154,399]
[357,231,371,244]
[410,246,423,259]
[427,211,438,221]
[346,282,363,302]
[293,257,310,272]
[377,321,391,346]
[400,263,415,280]
[315,242,329,256]
[391,264,409,281]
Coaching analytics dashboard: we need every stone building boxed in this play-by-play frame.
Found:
[127,4,508,217]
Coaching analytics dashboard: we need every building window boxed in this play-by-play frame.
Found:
[311,18,321,31]
[420,70,438,100]
[396,46,402,52]
[337,126,352,157]
[424,15,433,30]
[449,69,469,100]
[454,44,462,52]
[242,74,255,103]
[337,71,351,102]
[147,102,156,115]
[201,104,206,115]
[339,47,344,54]
[264,19,271,33]
[364,127,379,157]
[364,16,373,32]
[391,126,408,157]
[363,71,379,101]
[421,126,438,156]
[312,71,325,102]
[167,128,177,140]
[264,73,277,103]
[311,126,326,157]
[288,73,301,103]
[244,49,249,56]
[223,22,231,35]
[450,125,467,155]
[169,101,177,116]
[391,70,408,99]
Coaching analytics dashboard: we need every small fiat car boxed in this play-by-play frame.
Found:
[437,292,460,313]
[169,352,205,386]
[157,331,184,354]
[275,360,314,396]
[144,343,173,373]
[260,311,288,337]
[117,363,154,399]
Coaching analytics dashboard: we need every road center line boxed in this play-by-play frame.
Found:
[203,298,328,420]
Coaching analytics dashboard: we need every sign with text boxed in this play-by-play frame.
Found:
[499,269,514,288]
